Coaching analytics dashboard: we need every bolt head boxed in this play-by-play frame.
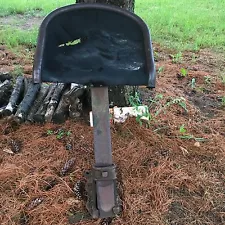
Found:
[102,171,108,178]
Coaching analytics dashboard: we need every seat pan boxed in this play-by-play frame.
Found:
[33,3,155,87]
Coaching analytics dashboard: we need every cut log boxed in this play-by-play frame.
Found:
[26,83,50,123]
[52,84,85,123]
[69,98,83,119]
[14,82,41,123]
[0,80,13,107]
[0,106,6,118]
[45,83,66,122]
[52,88,70,124]
[33,83,57,123]
[66,84,85,119]
[4,76,24,116]
[0,72,13,82]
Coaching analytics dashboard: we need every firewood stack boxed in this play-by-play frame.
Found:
[0,73,85,124]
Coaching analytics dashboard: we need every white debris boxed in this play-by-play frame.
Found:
[3,148,14,154]
[89,105,150,127]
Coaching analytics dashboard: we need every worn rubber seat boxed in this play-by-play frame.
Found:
[33,3,155,87]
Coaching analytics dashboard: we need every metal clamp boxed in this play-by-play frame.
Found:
[85,165,122,219]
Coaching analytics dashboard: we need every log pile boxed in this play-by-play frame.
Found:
[0,73,85,124]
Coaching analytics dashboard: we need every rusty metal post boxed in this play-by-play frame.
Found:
[90,87,116,218]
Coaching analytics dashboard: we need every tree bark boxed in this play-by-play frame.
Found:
[76,0,136,107]
[76,0,135,12]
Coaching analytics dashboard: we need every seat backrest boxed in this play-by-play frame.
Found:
[33,3,156,87]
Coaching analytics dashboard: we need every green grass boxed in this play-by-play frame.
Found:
[0,0,225,51]
[0,0,74,17]
[0,28,38,48]
[135,0,225,50]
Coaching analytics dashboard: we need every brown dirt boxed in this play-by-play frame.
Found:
[0,43,225,225]
[0,15,43,31]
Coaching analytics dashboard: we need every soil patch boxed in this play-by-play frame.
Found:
[0,14,43,31]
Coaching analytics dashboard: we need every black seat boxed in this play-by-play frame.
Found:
[33,3,156,87]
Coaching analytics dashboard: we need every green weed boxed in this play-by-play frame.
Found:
[189,78,196,89]
[47,130,53,135]
[46,128,71,139]
[171,52,183,63]
[177,125,206,142]
[179,135,206,142]
[128,92,142,107]
[158,66,164,74]
[220,74,225,84]
[155,96,188,116]
[166,97,188,112]
[180,68,188,77]
[179,124,187,134]
[221,96,225,106]
[204,75,212,85]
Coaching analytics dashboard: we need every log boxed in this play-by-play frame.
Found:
[69,98,83,119]
[45,83,66,122]
[26,83,50,123]
[4,76,24,116]
[52,88,70,124]
[0,80,13,107]
[0,72,13,82]
[33,83,57,123]
[66,84,85,119]
[0,106,6,118]
[14,82,41,123]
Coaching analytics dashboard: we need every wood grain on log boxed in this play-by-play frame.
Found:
[33,83,57,123]
[45,83,66,122]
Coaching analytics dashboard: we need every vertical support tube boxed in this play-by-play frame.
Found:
[91,87,115,217]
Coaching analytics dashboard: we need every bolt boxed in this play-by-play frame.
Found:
[102,171,108,178]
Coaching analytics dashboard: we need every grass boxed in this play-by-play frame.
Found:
[136,0,225,50]
[0,0,74,17]
[0,28,38,48]
[0,0,225,51]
